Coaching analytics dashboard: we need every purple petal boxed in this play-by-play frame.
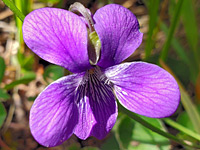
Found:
[23,8,91,73]
[94,4,143,68]
[74,67,118,139]
[30,73,84,147]
[104,62,180,118]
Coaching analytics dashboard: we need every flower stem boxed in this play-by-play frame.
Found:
[118,103,200,149]
[163,118,200,141]
[2,0,25,22]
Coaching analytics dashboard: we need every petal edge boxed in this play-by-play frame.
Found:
[104,62,180,118]
[23,8,91,73]
[94,4,143,68]
[30,73,83,147]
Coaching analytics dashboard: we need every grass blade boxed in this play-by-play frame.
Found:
[160,0,183,61]
[119,103,200,149]
[161,23,190,66]
[145,0,160,59]
[163,118,200,141]
[2,0,25,22]
[0,57,6,83]
[161,23,198,82]
[181,0,198,54]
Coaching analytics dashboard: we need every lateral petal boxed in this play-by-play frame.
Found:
[30,73,84,147]
[74,67,118,139]
[94,4,143,68]
[23,8,91,73]
[104,62,180,118]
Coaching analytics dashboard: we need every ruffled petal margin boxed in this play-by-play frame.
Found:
[104,62,180,118]
[23,8,91,73]
[29,73,84,147]
[74,67,118,139]
[94,4,143,68]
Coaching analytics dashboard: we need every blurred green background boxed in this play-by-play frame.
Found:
[0,0,200,149]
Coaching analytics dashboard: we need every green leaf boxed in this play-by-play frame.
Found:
[0,57,6,83]
[0,88,10,100]
[27,96,37,101]
[117,116,135,148]
[117,116,170,150]
[67,143,80,150]
[177,112,195,132]
[174,105,200,141]
[43,65,64,83]
[180,86,200,134]
[119,102,200,148]
[17,51,34,71]
[163,117,200,142]
[4,71,36,90]
[101,133,120,150]
[81,147,99,150]
[128,143,168,150]
[0,102,7,127]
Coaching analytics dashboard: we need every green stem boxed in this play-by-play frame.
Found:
[163,118,200,141]
[160,0,183,61]
[2,0,25,22]
[13,0,24,53]
[119,104,200,149]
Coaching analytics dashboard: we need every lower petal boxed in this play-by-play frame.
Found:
[30,73,84,147]
[74,67,118,139]
[104,62,180,118]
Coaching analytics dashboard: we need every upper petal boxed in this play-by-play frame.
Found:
[94,4,143,68]
[74,67,118,139]
[104,62,180,118]
[23,8,91,73]
[30,73,84,147]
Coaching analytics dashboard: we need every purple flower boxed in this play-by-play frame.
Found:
[22,4,180,147]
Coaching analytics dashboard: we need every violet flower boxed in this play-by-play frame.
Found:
[22,3,180,147]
